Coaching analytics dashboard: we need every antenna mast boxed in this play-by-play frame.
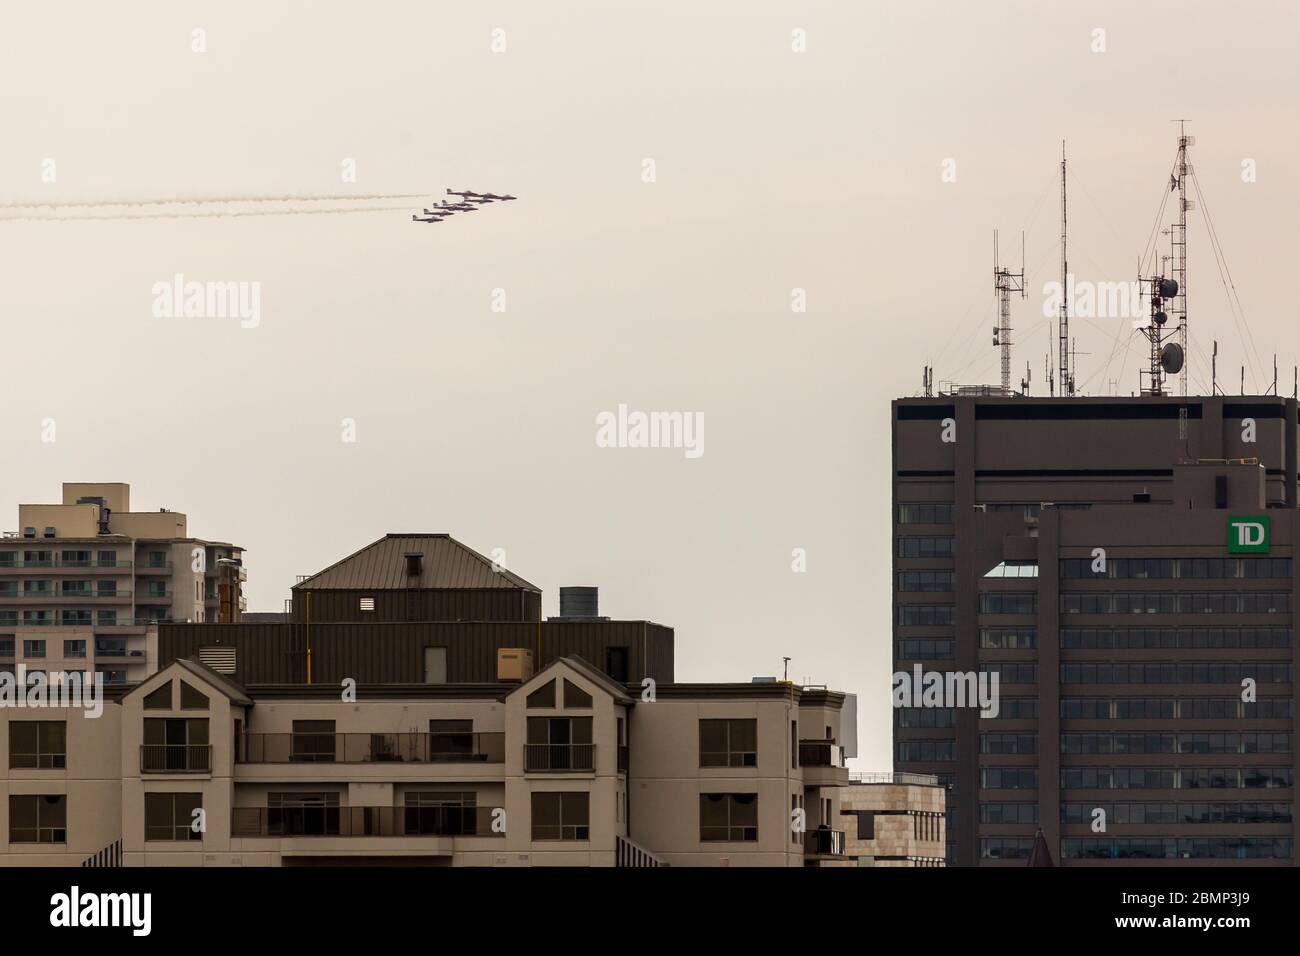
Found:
[993,230,1026,394]
[1059,141,1073,396]
[1172,121,1193,396]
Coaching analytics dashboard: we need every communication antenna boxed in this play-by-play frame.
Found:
[1059,142,1074,396]
[1211,340,1218,395]
[1171,121,1194,396]
[1020,362,1032,396]
[993,230,1026,394]
[1138,275,1183,395]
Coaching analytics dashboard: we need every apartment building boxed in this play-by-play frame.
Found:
[0,483,244,685]
[0,531,864,867]
[892,394,1298,866]
[842,772,946,866]
[0,655,855,866]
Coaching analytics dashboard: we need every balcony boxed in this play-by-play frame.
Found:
[799,740,850,787]
[806,828,847,857]
[136,591,173,604]
[140,744,212,773]
[230,805,503,838]
[239,732,505,764]
[0,559,133,573]
[524,743,595,772]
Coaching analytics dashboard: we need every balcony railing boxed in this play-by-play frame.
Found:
[524,742,596,772]
[806,828,846,856]
[140,744,212,773]
[849,771,941,787]
[230,805,504,838]
[238,732,505,764]
[0,559,132,569]
[798,740,846,768]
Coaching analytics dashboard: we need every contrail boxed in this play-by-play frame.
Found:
[0,192,431,210]
[0,205,418,222]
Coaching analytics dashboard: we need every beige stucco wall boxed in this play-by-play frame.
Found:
[0,700,122,865]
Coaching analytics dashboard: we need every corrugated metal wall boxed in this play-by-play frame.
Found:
[288,589,541,623]
[159,620,674,685]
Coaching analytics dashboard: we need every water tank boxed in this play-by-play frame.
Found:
[559,586,599,618]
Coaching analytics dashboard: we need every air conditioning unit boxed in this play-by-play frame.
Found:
[497,648,534,683]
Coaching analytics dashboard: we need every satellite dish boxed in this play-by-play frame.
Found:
[1159,278,1180,299]
[1161,342,1185,374]
[1154,310,1168,325]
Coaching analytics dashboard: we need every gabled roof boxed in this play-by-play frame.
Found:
[292,534,540,592]
[513,655,635,705]
[123,657,252,706]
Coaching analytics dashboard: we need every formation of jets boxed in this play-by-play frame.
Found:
[411,189,517,224]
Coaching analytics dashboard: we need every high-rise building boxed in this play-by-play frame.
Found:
[0,483,245,684]
[892,394,1297,866]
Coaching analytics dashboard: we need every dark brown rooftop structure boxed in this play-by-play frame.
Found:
[160,532,673,686]
[892,393,1298,866]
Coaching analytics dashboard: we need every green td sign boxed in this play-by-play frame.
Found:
[1227,515,1270,554]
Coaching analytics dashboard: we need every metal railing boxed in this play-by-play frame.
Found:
[849,771,941,787]
[524,742,596,772]
[0,558,132,569]
[140,744,212,773]
[238,732,505,764]
[806,828,846,855]
[798,740,846,768]
[230,805,504,838]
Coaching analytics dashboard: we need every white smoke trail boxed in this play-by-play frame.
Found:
[0,193,431,210]
[0,205,423,223]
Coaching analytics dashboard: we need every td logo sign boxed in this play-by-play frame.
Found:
[1227,515,1270,554]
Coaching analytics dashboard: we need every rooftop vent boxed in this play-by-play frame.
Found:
[404,553,423,577]
[559,586,599,619]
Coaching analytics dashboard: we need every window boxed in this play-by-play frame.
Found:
[144,793,202,841]
[700,793,758,842]
[9,721,66,769]
[526,679,557,708]
[179,682,209,710]
[42,527,55,539]
[525,716,593,770]
[96,610,117,626]
[605,646,629,683]
[267,792,340,836]
[700,719,758,767]
[531,791,589,840]
[96,550,117,568]
[62,640,86,659]
[142,718,209,771]
[291,720,336,762]
[8,794,66,843]
[359,596,376,612]
[148,551,167,568]
[429,719,475,758]
[22,528,34,539]
[406,791,478,835]
[23,640,46,658]
[562,679,592,709]
[143,681,172,710]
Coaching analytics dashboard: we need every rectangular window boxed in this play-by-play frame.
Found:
[359,596,376,612]
[62,640,86,659]
[700,793,759,842]
[8,794,66,843]
[699,718,758,768]
[291,720,337,762]
[8,721,67,769]
[531,791,590,840]
[23,640,45,658]
[144,793,203,841]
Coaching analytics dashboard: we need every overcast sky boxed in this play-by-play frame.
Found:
[3,1,1298,769]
